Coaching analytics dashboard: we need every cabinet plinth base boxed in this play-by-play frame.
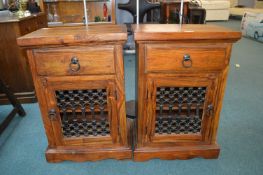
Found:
[133,144,220,161]
[0,91,36,105]
[45,147,132,163]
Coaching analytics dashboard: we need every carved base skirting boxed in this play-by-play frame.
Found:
[45,147,132,162]
[133,144,220,161]
[0,91,37,104]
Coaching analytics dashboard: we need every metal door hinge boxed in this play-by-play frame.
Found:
[41,77,47,87]
[48,109,56,121]
[207,104,214,117]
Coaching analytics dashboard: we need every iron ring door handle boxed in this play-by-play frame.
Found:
[182,54,192,68]
[69,57,80,72]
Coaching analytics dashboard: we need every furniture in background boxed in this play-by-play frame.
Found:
[230,0,263,8]
[118,0,160,23]
[17,25,132,162]
[40,0,116,26]
[0,80,26,135]
[241,11,263,43]
[146,0,161,23]
[0,12,47,104]
[133,24,241,161]
[237,0,253,7]
[230,0,238,7]
[160,1,189,24]
[256,0,263,8]
[230,0,263,18]
[200,0,230,21]
[188,6,206,24]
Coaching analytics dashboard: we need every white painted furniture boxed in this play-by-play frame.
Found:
[200,0,230,21]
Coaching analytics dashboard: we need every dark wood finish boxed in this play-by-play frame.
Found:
[45,146,132,162]
[0,80,26,135]
[160,1,189,24]
[0,13,47,104]
[188,6,206,24]
[133,24,241,161]
[18,25,131,162]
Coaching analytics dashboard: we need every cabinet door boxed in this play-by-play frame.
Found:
[43,76,121,147]
[142,74,219,146]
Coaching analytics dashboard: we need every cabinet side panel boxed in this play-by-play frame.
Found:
[115,45,128,145]
[210,44,233,143]
[26,50,56,146]
[137,43,147,147]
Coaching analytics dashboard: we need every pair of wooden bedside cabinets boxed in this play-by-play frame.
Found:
[17,24,241,162]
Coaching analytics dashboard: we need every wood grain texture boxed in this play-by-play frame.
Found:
[0,12,46,23]
[17,25,127,47]
[133,24,241,42]
[115,45,128,146]
[0,13,47,104]
[133,144,220,161]
[145,44,227,72]
[145,74,219,144]
[136,43,146,147]
[26,50,57,146]
[19,25,131,162]
[46,147,131,163]
[33,46,115,76]
[134,24,241,161]
[160,1,189,24]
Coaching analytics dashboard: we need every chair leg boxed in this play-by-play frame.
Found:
[0,80,26,134]
[0,80,25,116]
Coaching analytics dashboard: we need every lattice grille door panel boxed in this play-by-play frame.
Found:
[55,89,110,138]
[155,87,207,135]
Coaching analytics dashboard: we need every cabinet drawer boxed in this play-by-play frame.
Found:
[33,46,115,76]
[145,45,227,72]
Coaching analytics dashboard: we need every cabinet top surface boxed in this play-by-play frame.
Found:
[17,25,127,47]
[0,12,45,24]
[133,24,241,42]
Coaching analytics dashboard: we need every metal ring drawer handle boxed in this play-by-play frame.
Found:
[182,54,192,68]
[69,57,80,72]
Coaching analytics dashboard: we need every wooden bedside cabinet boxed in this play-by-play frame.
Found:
[133,24,241,161]
[17,25,131,162]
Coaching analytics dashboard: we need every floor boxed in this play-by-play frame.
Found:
[0,20,263,175]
